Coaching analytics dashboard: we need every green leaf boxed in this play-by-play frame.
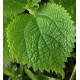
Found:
[3,68,15,77]
[3,0,41,15]
[6,15,32,63]
[25,67,37,80]
[59,0,76,23]
[50,0,76,23]
[25,68,58,80]
[36,74,58,80]
[6,3,75,78]
[27,0,41,3]
[50,0,76,8]
[31,0,41,3]
[3,15,14,63]
[3,0,27,15]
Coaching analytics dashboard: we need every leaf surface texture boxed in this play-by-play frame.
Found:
[6,3,75,78]
[3,0,27,15]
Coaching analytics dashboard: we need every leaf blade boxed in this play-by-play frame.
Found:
[3,68,15,77]
[25,67,37,80]
[3,0,27,15]
[3,14,14,63]
[6,3,75,78]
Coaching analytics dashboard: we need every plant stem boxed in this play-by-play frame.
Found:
[27,9,36,16]
[69,65,76,80]
[20,63,23,80]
